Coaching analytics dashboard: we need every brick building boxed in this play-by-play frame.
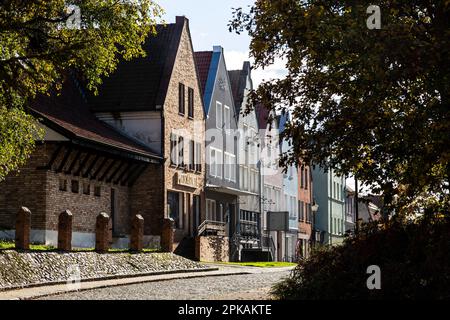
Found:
[88,16,206,254]
[297,160,313,258]
[0,77,163,248]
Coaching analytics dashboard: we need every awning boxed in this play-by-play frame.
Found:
[206,184,259,197]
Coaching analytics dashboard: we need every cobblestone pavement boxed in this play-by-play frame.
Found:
[38,269,291,300]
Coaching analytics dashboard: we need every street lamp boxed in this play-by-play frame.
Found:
[311,201,319,247]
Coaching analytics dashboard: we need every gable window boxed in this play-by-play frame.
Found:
[188,87,194,118]
[216,101,222,129]
[224,105,231,131]
[170,133,178,166]
[224,152,236,182]
[195,142,202,172]
[189,140,195,171]
[179,83,185,115]
[178,136,184,167]
[209,147,222,178]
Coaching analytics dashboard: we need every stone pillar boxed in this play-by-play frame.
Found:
[58,210,73,251]
[15,207,31,250]
[95,212,111,253]
[130,214,144,252]
[160,218,174,252]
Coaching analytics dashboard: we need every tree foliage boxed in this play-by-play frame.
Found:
[230,0,450,213]
[0,0,163,180]
[272,215,450,299]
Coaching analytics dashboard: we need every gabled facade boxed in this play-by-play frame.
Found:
[257,105,285,261]
[194,46,239,262]
[312,167,346,245]
[0,76,163,248]
[89,16,206,254]
[229,62,262,261]
[279,113,299,262]
[297,159,313,258]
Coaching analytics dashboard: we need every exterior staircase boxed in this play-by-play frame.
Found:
[173,236,196,260]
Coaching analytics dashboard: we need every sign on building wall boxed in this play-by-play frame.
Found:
[267,211,290,231]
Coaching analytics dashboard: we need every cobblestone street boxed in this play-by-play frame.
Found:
[38,269,291,300]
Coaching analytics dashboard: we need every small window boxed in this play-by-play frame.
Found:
[94,185,101,197]
[59,178,67,191]
[216,102,222,129]
[188,87,194,118]
[71,180,79,193]
[83,182,90,195]
[224,105,231,130]
[179,83,185,115]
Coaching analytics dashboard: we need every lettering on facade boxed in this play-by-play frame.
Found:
[176,172,197,188]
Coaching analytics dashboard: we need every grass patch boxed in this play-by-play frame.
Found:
[1,240,159,253]
[0,240,55,251]
[210,261,297,268]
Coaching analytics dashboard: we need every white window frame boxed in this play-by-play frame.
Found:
[216,101,223,129]
[224,105,231,131]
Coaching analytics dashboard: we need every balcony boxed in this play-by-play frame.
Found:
[197,220,227,237]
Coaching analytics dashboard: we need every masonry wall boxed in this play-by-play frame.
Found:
[195,235,229,262]
[163,18,206,240]
[130,164,164,236]
[0,144,48,231]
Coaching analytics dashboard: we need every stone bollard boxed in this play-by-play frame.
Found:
[160,218,174,252]
[95,212,111,253]
[130,214,144,252]
[58,210,73,251]
[15,207,31,250]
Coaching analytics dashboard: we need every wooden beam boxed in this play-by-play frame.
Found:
[39,143,64,170]
[106,160,125,183]
[84,155,100,178]
[74,152,92,176]
[64,149,82,174]
[114,162,132,185]
[99,159,117,182]
[91,157,109,180]
[56,146,73,173]
[128,164,148,187]
[121,163,140,185]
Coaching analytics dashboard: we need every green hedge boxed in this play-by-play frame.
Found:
[272,214,450,299]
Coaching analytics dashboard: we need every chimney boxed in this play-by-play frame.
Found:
[176,16,188,25]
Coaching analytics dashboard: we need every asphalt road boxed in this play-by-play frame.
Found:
[38,270,291,300]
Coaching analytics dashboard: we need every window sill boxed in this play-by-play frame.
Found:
[188,116,194,120]
[179,112,185,117]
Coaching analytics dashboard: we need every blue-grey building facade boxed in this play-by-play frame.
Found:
[195,46,240,243]
[312,167,346,245]
[279,113,299,261]
[229,62,263,261]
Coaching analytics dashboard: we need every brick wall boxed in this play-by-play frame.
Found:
[130,164,164,236]
[162,18,206,239]
[0,144,48,230]
[195,235,229,262]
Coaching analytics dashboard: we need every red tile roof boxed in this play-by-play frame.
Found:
[194,51,213,95]
[30,77,161,160]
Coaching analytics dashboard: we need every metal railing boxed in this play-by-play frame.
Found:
[197,220,227,236]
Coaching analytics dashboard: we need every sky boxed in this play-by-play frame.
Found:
[157,0,287,88]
